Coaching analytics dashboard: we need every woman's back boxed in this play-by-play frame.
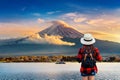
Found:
[77,33,102,80]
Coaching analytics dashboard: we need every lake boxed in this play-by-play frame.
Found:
[0,63,120,80]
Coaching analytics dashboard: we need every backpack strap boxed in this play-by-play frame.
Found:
[83,45,95,61]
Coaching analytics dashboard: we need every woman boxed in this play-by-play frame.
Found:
[77,33,102,80]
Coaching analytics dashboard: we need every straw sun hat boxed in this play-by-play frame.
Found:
[80,33,96,45]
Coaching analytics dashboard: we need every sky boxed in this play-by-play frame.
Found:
[0,0,120,43]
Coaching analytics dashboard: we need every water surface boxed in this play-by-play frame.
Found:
[0,63,120,80]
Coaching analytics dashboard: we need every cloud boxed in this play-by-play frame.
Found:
[61,12,120,32]
[86,31,120,43]
[29,34,75,46]
[61,12,86,18]
[86,18,116,26]
[50,20,71,27]
[47,12,55,15]
[60,12,78,20]
[37,18,45,23]
[86,19,103,25]
[32,13,41,16]
[0,22,42,38]
[85,17,120,34]
[59,12,120,43]
[61,12,110,30]
[47,11,61,15]
[74,18,86,23]
[60,12,87,23]
[63,13,77,17]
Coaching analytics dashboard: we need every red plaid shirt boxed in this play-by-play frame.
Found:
[77,45,102,74]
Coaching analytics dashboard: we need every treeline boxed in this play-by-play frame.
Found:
[103,56,120,62]
[0,55,77,62]
[0,55,120,62]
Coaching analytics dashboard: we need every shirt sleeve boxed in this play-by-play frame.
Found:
[76,48,83,62]
[94,48,102,61]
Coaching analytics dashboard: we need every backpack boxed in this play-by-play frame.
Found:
[82,46,96,68]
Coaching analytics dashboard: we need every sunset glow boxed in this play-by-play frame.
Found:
[0,0,120,43]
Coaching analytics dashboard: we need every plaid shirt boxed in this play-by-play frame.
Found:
[77,45,102,74]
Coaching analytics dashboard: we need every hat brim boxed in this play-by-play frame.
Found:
[80,37,96,45]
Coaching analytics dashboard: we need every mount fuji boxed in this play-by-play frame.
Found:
[39,21,83,38]
[0,20,120,56]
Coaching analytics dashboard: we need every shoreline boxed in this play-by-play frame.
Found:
[1,61,120,63]
[1,55,120,62]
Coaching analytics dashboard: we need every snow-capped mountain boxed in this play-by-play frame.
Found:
[39,20,83,38]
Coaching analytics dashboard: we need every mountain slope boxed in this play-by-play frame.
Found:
[39,21,83,38]
[62,37,120,54]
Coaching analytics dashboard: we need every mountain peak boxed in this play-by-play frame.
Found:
[39,20,83,38]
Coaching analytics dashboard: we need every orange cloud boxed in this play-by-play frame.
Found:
[28,34,75,46]
[74,18,86,23]
[61,12,120,43]
[86,18,117,27]
[0,23,42,38]
[84,31,120,43]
